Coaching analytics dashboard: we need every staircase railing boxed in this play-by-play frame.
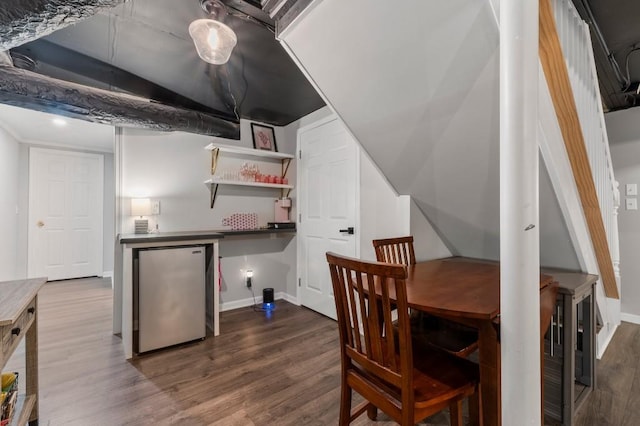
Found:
[552,0,621,294]
[547,0,620,346]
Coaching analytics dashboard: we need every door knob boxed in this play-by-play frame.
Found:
[339,227,355,235]
[37,220,44,228]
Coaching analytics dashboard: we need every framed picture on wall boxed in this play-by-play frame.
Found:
[251,123,278,152]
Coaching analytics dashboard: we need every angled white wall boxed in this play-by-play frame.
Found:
[359,148,452,263]
[280,0,578,268]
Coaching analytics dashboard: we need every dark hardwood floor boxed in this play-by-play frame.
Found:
[3,277,637,425]
[573,321,640,426]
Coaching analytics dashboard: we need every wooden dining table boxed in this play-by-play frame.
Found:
[402,257,555,426]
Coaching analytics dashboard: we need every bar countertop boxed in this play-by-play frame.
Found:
[118,227,296,244]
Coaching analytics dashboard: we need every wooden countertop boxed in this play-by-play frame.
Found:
[430,257,599,296]
[0,277,47,326]
[119,228,295,244]
[540,266,598,295]
[119,230,224,244]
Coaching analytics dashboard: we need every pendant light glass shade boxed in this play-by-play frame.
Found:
[189,18,237,65]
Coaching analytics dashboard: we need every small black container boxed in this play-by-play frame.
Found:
[263,287,275,304]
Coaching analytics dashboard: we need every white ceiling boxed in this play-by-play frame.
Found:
[0,103,114,152]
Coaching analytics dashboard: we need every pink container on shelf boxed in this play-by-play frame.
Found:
[282,177,288,185]
[275,176,283,184]
[221,213,258,230]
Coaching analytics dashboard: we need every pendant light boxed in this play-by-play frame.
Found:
[189,0,237,65]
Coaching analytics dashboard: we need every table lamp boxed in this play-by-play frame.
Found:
[131,198,151,234]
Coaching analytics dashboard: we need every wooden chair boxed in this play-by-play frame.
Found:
[372,236,479,358]
[326,252,480,426]
[372,236,416,266]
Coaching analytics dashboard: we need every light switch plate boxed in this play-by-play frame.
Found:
[626,198,638,210]
[151,200,160,215]
[626,183,638,196]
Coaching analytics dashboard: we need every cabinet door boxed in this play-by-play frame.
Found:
[544,339,564,421]
[544,297,564,423]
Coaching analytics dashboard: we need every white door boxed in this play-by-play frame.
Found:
[28,148,104,280]
[298,118,358,319]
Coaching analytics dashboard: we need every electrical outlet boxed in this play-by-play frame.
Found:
[626,198,638,210]
[626,184,638,196]
[245,270,253,288]
[151,200,160,215]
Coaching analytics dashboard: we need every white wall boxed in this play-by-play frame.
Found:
[281,0,502,260]
[0,126,20,280]
[120,121,296,307]
[606,108,640,319]
[359,149,452,262]
[359,148,410,262]
[409,198,452,262]
[103,154,115,275]
[117,106,453,307]
[280,0,579,270]
[287,107,452,267]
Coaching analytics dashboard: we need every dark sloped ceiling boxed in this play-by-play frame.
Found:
[3,0,324,134]
[572,0,640,112]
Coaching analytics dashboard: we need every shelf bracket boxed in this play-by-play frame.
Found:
[209,182,219,208]
[282,158,292,178]
[210,147,220,175]
[281,158,292,199]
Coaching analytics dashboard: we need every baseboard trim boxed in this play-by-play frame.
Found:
[597,322,619,359]
[280,292,300,306]
[220,291,296,312]
[621,312,640,325]
[102,271,114,289]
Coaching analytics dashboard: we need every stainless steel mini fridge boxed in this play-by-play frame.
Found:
[138,246,206,353]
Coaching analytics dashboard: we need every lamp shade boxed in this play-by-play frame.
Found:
[189,18,237,65]
[131,198,151,217]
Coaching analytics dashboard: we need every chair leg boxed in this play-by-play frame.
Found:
[339,384,352,425]
[400,409,414,426]
[449,400,463,426]
[468,389,481,426]
[366,403,378,420]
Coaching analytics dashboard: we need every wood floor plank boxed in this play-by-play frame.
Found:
[574,322,640,426]
[3,277,639,425]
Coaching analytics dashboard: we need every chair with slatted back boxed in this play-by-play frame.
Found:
[372,236,479,358]
[326,252,480,426]
[372,236,416,266]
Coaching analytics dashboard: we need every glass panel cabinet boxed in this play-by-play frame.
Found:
[542,270,598,425]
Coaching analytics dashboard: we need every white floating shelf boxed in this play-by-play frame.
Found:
[204,178,294,190]
[205,143,294,160]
